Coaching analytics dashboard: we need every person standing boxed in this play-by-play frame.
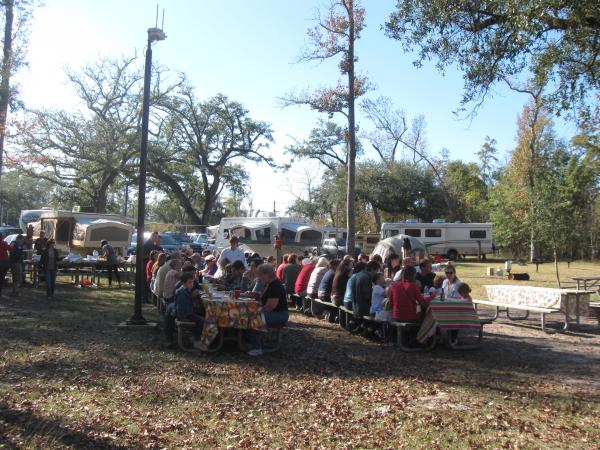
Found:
[218,236,248,269]
[9,235,26,296]
[34,231,48,255]
[101,240,121,288]
[142,232,163,259]
[0,233,11,297]
[40,239,59,299]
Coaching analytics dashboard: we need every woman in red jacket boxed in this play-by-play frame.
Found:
[388,266,435,322]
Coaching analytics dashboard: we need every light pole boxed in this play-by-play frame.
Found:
[127,26,166,326]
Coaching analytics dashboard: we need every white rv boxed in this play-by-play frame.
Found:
[380,220,494,260]
[216,217,323,258]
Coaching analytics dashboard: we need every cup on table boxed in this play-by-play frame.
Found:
[234,289,241,299]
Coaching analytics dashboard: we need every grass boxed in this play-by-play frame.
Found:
[0,264,599,449]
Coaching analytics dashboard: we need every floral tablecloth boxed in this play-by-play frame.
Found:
[198,298,266,350]
[484,285,589,316]
[417,301,482,343]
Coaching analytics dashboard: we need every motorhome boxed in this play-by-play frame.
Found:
[380,220,494,260]
[216,217,323,258]
[26,209,133,256]
[355,232,380,254]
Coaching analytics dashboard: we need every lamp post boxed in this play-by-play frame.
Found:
[127,27,166,325]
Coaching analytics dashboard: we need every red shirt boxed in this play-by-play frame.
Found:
[146,260,154,283]
[389,281,432,322]
[295,263,315,294]
[276,263,286,282]
[0,241,10,261]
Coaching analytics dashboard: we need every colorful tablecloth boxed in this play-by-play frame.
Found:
[484,285,589,316]
[417,301,482,343]
[198,298,267,350]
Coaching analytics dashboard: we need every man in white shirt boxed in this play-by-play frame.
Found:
[218,236,248,269]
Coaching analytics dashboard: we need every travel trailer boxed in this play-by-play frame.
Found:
[380,220,494,260]
[355,232,380,255]
[26,209,133,256]
[216,217,323,258]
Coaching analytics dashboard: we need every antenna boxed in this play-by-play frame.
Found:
[161,9,165,30]
[155,4,159,28]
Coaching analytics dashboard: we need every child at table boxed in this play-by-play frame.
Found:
[173,272,205,349]
[370,272,386,316]
[457,283,473,301]
[427,275,445,298]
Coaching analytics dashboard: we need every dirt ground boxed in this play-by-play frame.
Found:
[0,279,599,449]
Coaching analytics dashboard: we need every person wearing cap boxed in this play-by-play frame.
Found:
[101,239,121,288]
[200,254,218,278]
[218,235,247,270]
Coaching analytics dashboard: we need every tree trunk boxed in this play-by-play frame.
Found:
[345,0,357,255]
[372,204,382,232]
[530,229,537,263]
[0,0,14,219]
[553,243,560,287]
[201,175,221,225]
[149,164,204,224]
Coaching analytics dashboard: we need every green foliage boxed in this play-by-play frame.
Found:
[385,0,600,114]
[443,161,489,222]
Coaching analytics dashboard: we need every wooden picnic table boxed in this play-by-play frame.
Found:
[570,276,600,292]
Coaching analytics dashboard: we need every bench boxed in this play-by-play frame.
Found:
[261,323,286,353]
[590,302,600,324]
[473,299,560,332]
[310,297,339,323]
[445,318,493,350]
[175,319,223,353]
[390,322,436,352]
[338,305,354,331]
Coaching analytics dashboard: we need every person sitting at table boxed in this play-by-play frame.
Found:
[331,259,352,306]
[384,253,401,280]
[200,254,217,279]
[163,259,183,303]
[222,260,245,291]
[442,266,463,299]
[174,272,205,348]
[307,256,329,299]
[266,255,277,268]
[349,261,380,319]
[370,254,383,264]
[146,250,159,293]
[357,253,369,264]
[427,274,445,297]
[282,253,301,296]
[370,272,386,317]
[343,262,364,309]
[242,259,259,292]
[393,256,417,282]
[457,283,473,301]
[416,259,436,293]
[154,257,176,301]
[276,253,289,281]
[388,266,435,323]
[246,263,289,356]
[318,259,339,302]
[213,257,230,281]
[294,257,316,310]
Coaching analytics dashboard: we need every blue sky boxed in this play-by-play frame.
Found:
[17,0,576,214]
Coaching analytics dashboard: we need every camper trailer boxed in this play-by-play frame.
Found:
[380,220,494,260]
[216,217,323,258]
[27,210,133,256]
[370,235,428,262]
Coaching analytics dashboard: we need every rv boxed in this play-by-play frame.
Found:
[216,217,323,258]
[355,232,380,255]
[380,221,494,260]
[26,210,133,256]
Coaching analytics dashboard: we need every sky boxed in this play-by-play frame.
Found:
[16,0,577,216]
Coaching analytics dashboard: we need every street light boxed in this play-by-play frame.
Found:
[126,26,166,326]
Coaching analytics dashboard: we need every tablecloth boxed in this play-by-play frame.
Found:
[484,285,589,316]
[198,298,266,350]
[417,301,482,343]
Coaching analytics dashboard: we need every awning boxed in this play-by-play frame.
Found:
[231,222,271,230]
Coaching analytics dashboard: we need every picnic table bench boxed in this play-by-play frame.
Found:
[475,285,592,332]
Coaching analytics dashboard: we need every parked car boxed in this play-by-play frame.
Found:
[128,233,181,256]
[193,233,208,247]
[3,234,19,245]
[0,226,23,237]
[166,233,204,253]
[321,238,362,258]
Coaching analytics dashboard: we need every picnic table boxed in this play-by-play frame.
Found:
[197,294,266,351]
[25,258,135,288]
[570,276,600,292]
[416,300,484,348]
[476,285,591,331]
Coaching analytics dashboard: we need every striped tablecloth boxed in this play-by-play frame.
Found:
[417,301,482,343]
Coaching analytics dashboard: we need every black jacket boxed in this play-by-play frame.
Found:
[40,248,60,270]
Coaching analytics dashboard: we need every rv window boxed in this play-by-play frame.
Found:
[470,230,487,239]
[255,227,271,241]
[300,230,322,243]
[223,229,229,239]
[281,228,296,243]
[384,229,400,238]
[366,237,378,244]
[404,229,421,237]
[425,229,442,238]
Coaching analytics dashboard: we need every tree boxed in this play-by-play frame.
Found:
[476,136,499,186]
[286,120,348,171]
[151,89,274,224]
[282,0,368,253]
[385,0,600,115]
[0,0,36,219]
[15,57,180,213]
[443,161,489,222]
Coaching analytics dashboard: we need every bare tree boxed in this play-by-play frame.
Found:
[281,0,369,253]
